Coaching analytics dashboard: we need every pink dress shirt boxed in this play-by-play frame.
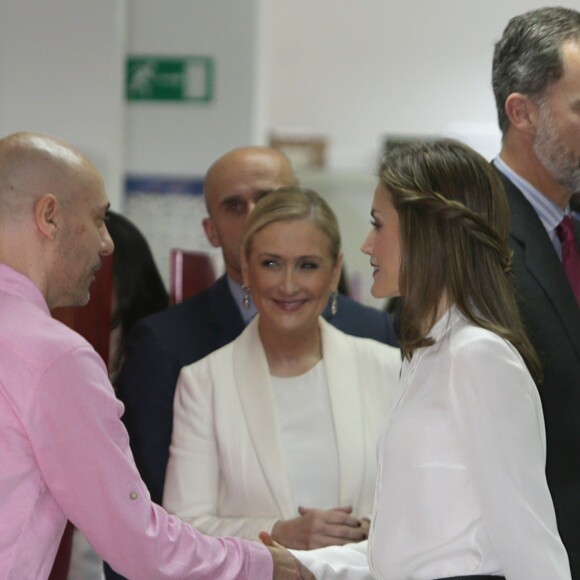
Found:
[0,265,272,579]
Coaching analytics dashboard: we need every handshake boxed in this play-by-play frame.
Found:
[263,503,371,579]
[261,532,315,580]
[263,504,371,578]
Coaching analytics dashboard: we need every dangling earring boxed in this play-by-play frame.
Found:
[330,291,338,316]
[242,285,251,310]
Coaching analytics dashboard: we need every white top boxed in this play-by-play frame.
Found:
[368,307,571,579]
[272,362,339,509]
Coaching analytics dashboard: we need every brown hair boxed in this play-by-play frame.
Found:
[379,139,542,382]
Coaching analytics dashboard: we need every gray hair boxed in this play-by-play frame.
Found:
[492,6,580,134]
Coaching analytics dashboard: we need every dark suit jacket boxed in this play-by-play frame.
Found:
[497,171,580,577]
[104,276,397,578]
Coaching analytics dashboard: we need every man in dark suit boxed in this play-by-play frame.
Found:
[491,8,580,576]
[105,146,398,579]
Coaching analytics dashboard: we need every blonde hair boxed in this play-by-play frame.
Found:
[242,187,341,263]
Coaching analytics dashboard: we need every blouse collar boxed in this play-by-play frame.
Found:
[426,304,463,342]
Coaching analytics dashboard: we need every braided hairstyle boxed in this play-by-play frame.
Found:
[379,138,542,382]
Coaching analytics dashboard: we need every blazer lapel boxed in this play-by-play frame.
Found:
[233,317,296,518]
[320,320,366,510]
[500,174,580,360]
[574,216,580,255]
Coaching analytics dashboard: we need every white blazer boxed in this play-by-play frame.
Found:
[163,315,401,541]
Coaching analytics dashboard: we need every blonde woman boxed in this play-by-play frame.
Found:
[163,188,401,550]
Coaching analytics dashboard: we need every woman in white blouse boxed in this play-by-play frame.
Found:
[360,139,571,579]
[163,187,401,550]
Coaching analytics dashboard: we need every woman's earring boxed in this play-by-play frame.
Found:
[242,285,251,310]
[330,291,338,316]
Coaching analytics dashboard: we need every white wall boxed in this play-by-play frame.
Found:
[266,0,579,170]
[126,0,265,176]
[3,2,576,303]
[265,0,579,306]
[0,0,127,209]
[124,0,266,284]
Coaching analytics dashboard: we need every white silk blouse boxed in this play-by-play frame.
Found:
[368,307,571,579]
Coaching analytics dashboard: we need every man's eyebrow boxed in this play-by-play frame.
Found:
[219,195,243,206]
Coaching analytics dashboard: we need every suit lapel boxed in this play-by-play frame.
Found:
[574,217,580,254]
[498,173,580,360]
[207,276,246,348]
[320,320,365,510]
[233,317,295,518]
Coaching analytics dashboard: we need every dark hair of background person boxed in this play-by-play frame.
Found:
[492,6,580,134]
[378,139,542,382]
[107,211,169,381]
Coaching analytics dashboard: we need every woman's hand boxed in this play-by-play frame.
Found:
[359,517,370,540]
[271,505,368,550]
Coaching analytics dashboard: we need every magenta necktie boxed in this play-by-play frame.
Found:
[557,215,580,306]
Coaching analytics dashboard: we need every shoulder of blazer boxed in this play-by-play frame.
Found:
[126,275,245,368]
[494,169,544,242]
[320,317,401,377]
[141,275,243,336]
[202,316,259,370]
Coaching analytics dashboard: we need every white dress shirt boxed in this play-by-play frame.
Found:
[368,307,571,579]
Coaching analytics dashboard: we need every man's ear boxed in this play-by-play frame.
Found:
[34,194,59,240]
[505,93,539,136]
[202,216,221,248]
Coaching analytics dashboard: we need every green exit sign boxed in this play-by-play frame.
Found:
[126,56,214,102]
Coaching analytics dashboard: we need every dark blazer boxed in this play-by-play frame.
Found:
[115,275,398,502]
[497,171,580,577]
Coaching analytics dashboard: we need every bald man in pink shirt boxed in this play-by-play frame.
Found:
[0,131,313,580]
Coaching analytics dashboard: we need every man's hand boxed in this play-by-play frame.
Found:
[260,531,315,579]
